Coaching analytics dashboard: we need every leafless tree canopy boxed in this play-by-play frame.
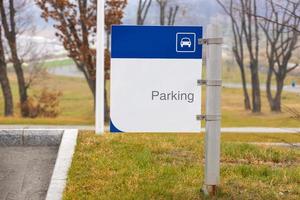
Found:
[156,0,179,25]
[217,0,262,113]
[218,0,300,112]
[137,0,152,25]
[256,0,300,32]
[260,0,300,111]
[0,20,13,116]
[0,0,30,117]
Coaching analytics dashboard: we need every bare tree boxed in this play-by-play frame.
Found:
[217,0,251,110]
[137,0,152,25]
[218,0,261,112]
[260,0,300,112]
[255,0,300,32]
[0,25,13,116]
[156,0,179,25]
[241,0,261,113]
[0,0,29,117]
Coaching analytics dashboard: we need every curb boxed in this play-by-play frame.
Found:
[46,129,78,200]
[0,126,299,133]
[0,129,63,146]
[248,142,300,148]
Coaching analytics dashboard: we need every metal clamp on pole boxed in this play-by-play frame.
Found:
[196,115,206,121]
[205,115,221,121]
[197,80,207,86]
[196,115,221,121]
[198,38,223,45]
[197,80,222,86]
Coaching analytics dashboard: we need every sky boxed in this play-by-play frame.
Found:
[25,0,227,59]
[31,0,225,34]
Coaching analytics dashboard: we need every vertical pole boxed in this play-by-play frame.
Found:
[203,24,222,195]
[95,0,105,134]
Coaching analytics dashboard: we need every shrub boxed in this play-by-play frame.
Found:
[22,88,63,118]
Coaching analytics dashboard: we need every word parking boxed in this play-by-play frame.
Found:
[152,91,195,103]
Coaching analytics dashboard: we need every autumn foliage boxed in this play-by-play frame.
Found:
[36,0,97,96]
[36,0,127,94]
[36,0,127,122]
[105,0,127,34]
[22,88,62,118]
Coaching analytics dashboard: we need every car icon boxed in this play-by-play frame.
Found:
[180,37,192,48]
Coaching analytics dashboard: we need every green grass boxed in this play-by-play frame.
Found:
[63,132,300,200]
[220,133,300,143]
[41,58,74,68]
[0,74,94,125]
[217,88,300,127]
[221,59,300,85]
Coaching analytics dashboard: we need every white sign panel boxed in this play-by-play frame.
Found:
[110,26,203,133]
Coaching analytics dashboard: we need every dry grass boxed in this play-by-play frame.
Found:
[63,132,300,200]
[0,73,299,127]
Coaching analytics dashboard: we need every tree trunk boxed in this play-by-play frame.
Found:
[272,79,283,112]
[77,63,110,124]
[88,78,110,124]
[0,0,28,117]
[271,93,282,112]
[239,66,251,110]
[137,0,143,25]
[250,60,261,113]
[266,67,284,112]
[13,60,28,117]
[0,65,13,116]
[106,32,110,51]
[159,3,165,25]
[266,66,273,110]
[0,25,13,116]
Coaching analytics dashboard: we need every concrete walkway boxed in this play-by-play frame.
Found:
[0,126,299,133]
[0,146,58,200]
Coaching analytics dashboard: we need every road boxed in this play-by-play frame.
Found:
[0,125,299,133]
[223,82,300,94]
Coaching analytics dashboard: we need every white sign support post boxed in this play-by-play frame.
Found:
[202,24,223,196]
[95,0,105,134]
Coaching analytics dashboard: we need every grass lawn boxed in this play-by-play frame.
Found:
[63,132,300,200]
[218,88,300,127]
[0,74,94,125]
[0,72,299,127]
[41,58,75,68]
[221,60,300,85]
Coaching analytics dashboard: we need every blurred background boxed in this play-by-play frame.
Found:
[0,0,299,127]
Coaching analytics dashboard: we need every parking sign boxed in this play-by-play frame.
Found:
[110,26,203,133]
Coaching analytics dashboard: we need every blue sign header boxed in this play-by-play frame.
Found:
[111,25,202,59]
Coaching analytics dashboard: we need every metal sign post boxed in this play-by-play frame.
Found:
[202,24,223,195]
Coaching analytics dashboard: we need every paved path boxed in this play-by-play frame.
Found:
[223,82,300,94]
[0,126,299,133]
[0,146,58,200]
[220,127,300,133]
[248,142,300,148]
